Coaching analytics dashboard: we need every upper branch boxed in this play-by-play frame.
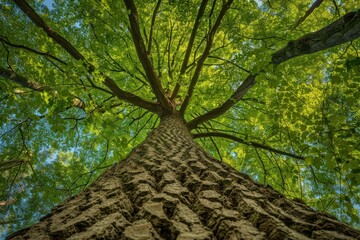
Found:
[13,0,161,114]
[272,9,360,64]
[123,0,172,112]
[187,74,256,130]
[193,132,305,160]
[180,0,234,116]
[291,0,324,29]
[170,0,209,100]
[147,0,162,54]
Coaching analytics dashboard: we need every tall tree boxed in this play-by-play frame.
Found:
[1,0,360,238]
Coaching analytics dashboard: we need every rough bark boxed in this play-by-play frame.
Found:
[7,114,360,239]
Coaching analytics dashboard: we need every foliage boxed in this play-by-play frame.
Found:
[0,0,359,237]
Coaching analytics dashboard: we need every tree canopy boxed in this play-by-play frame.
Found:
[1,0,360,237]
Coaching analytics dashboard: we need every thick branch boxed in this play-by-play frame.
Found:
[180,0,234,116]
[13,0,160,114]
[170,0,209,100]
[272,9,360,64]
[0,66,85,109]
[123,0,172,111]
[193,132,305,160]
[187,75,256,130]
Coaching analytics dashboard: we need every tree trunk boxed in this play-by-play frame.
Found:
[7,114,360,240]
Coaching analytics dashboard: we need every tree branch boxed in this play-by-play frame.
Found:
[0,35,67,65]
[13,0,161,114]
[0,198,16,207]
[180,0,234,116]
[0,66,86,110]
[208,55,251,73]
[104,51,147,86]
[147,0,162,55]
[103,77,161,113]
[12,0,83,60]
[187,74,256,130]
[123,0,172,112]
[272,9,360,64]
[193,132,305,160]
[0,66,47,91]
[291,0,324,30]
[170,0,209,100]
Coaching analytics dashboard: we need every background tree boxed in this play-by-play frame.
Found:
[0,0,360,238]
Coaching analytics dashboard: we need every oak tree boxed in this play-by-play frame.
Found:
[1,0,360,239]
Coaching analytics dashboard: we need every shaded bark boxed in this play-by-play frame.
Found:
[7,114,360,239]
[0,67,47,92]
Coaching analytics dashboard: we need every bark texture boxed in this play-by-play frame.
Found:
[7,115,360,239]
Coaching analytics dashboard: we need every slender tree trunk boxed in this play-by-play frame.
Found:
[7,114,360,239]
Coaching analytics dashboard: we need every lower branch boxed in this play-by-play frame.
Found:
[103,77,161,113]
[193,131,305,160]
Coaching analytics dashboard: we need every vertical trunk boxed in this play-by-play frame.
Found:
[8,115,360,239]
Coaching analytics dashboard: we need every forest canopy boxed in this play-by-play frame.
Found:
[1,0,360,236]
